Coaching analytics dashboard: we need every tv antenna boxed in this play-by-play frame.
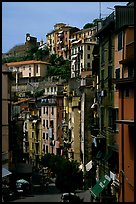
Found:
[99,2,101,20]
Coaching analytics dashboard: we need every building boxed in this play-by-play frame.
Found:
[41,79,64,155]
[2,33,40,58]
[6,60,51,96]
[70,27,97,78]
[90,3,134,202]
[63,79,81,162]
[2,64,12,170]
[46,23,80,60]
[113,5,134,202]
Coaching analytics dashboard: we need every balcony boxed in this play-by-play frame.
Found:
[119,41,134,65]
[41,98,56,106]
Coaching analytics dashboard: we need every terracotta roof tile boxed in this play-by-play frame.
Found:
[6,60,51,66]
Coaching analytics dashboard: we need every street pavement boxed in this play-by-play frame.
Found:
[10,182,91,202]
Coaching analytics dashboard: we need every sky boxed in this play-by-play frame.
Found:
[2,2,127,53]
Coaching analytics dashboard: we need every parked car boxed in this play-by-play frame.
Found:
[60,192,83,202]
[16,179,30,195]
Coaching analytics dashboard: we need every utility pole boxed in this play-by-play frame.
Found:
[99,2,102,20]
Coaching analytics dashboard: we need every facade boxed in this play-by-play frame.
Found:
[89,3,134,202]
[63,79,82,162]
[41,81,64,155]
[70,27,97,78]
[46,23,80,59]
[113,25,134,202]
[6,60,51,95]
[2,64,12,169]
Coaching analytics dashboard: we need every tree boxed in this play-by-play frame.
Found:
[40,154,83,192]
[83,23,93,29]
[83,19,99,29]
[47,54,71,81]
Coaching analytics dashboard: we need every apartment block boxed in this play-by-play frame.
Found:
[46,23,80,60]
[2,64,12,169]
[113,7,134,201]
[70,27,97,78]
[41,80,64,156]
[6,60,51,95]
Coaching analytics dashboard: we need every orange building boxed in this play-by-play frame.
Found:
[114,25,134,202]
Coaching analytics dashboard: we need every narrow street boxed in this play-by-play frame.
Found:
[10,182,91,202]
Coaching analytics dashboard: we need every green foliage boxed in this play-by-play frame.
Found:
[40,154,83,192]
[83,19,99,29]
[83,23,94,29]
[2,45,50,64]
[3,45,70,81]
[47,54,71,81]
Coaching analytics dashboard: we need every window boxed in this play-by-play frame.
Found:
[29,66,31,71]
[114,108,119,131]
[46,133,48,140]
[36,65,38,73]
[128,67,134,78]
[46,145,48,153]
[108,34,112,61]
[43,107,45,114]
[50,120,54,128]
[72,48,74,55]
[43,144,45,153]
[32,132,34,138]
[46,107,48,115]
[101,107,104,130]
[101,70,104,89]
[87,63,90,68]
[101,45,105,64]
[29,73,31,77]
[43,119,45,127]
[43,132,45,139]
[46,120,48,128]
[108,66,112,78]
[54,87,56,92]
[87,54,90,59]
[51,87,53,92]
[51,107,54,115]
[87,45,90,50]
[32,123,35,129]
[118,31,123,51]
[108,108,113,128]
[124,88,129,97]
[115,68,120,79]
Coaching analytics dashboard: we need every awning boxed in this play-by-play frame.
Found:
[2,168,12,178]
[90,174,111,198]
[115,120,134,126]
[85,160,92,171]
[71,54,77,59]
[13,163,33,174]
[32,120,37,123]
[71,39,81,44]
